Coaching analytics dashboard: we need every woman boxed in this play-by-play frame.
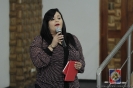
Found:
[30,8,85,88]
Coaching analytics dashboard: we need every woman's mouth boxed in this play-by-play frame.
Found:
[55,24,60,26]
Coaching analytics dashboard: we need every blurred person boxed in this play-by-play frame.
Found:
[30,8,85,88]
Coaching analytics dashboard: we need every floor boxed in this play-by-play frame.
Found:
[79,80,96,88]
[27,80,125,88]
[27,80,96,88]
[7,80,127,88]
[80,80,127,88]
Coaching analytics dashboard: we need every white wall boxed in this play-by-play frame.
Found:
[42,0,99,79]
[0,0,10,88]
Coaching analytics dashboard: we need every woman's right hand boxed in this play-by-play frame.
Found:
[51,32,64,48]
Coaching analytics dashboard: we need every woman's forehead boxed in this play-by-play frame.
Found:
[54,12,61,17]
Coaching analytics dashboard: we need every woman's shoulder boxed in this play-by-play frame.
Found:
[32,35,44,43]
[33,35,42,40]
[31,35,48,46]
[67,33,76,38]
[67,33,78,40]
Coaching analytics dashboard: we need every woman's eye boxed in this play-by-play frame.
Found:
[50,18,54,20]
[58,18,61,19]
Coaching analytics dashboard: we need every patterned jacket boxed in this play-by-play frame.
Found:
[30,34,85,88]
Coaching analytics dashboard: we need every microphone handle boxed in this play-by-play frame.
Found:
[59,32,67,47]
[62,39,67,47]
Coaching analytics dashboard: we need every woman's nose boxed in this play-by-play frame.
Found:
[55,18,59,22]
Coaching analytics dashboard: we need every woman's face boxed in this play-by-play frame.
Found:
[48,12,63,35]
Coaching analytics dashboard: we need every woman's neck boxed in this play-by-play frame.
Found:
[51,33,56,37]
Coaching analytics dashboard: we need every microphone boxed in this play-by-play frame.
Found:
[56,27,67,47]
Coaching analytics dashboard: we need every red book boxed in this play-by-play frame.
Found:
[62,61,78,81]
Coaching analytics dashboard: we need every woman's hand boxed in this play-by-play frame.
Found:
[51,32,64,48]
[74,61,82,70]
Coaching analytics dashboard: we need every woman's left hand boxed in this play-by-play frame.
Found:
[74,61,82,70]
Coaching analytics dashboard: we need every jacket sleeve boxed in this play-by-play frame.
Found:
[29,36,51,68]
[68,35,85,73]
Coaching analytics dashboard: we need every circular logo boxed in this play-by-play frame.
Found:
[111,71,120,81]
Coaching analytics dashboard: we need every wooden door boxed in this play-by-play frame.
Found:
[100,0,133,82]
[127,0,133,82]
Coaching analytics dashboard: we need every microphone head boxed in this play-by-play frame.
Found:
[56,27,61,33]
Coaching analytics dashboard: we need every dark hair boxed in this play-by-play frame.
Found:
[40,8,77,50]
